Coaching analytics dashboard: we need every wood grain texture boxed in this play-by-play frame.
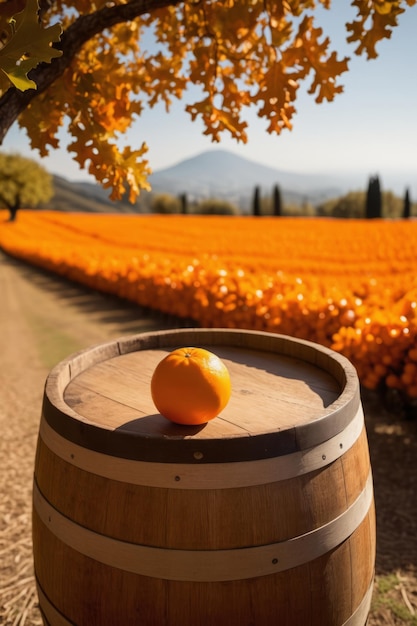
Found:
[33,471,373,579]
[33,329,375,625]
[34,425,371,548]
[33,508,375,626]
[37,404,365,489]
[42,328,360,462]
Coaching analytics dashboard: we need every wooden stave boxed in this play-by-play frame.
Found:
[33,329,376,625]
[33,416,373,549]
[33,412,376,625]
[33,506,376,626]
[36,576,375,626]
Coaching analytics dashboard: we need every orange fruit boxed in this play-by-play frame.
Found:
[151,347,231,425]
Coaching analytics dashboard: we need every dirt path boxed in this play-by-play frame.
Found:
[0,252,416,625]
[0,256,47,625]
[0,253,179,625]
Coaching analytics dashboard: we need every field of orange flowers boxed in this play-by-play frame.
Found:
[1,210,417,400]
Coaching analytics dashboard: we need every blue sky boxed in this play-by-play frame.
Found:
[3,3,417,195]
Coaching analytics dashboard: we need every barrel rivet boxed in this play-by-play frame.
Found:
[272,558,278,565]
[322,454,326,461]
[340,443,343,449]
[193,451,203,460]
[174,475,181,482]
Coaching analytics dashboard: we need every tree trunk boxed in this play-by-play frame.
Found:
[8,201,19,222]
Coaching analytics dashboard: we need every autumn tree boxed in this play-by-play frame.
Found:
[0,0,415,203]
[0,0,62,91]
[0,152,53,220]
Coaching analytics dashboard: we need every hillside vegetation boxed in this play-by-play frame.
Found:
[40,173,416,219]
[45,176,143,213]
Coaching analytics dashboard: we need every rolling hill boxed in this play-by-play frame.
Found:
[45,149,360,213]
[148,149,346,204]
[47,175,138,213]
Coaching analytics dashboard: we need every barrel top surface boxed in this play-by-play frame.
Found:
[43,329,360,461]
[64,345,339,435]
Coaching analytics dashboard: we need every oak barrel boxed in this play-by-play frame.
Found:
[33,328,376,626]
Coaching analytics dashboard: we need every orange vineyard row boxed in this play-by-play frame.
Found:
[1,210,417,399]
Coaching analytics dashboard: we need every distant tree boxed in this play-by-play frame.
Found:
[179,193,188,214]
[383,190,404,218]
[282,202,314,217]
[365,175,382,219]
[150,193,180,214]
[301,199,315,216]
[0,152,53,221]
[403,188,411,219]
[317,191,365,218]
[273,184,282,216]
[317,189,406,219]
[253,186,261,217]
[196,198,238,215]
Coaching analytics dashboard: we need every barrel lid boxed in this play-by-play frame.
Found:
[42,328,360,463]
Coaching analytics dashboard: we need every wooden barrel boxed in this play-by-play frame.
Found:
[33,328,376,626]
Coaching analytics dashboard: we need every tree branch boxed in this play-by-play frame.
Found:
[0,0,183,144]
[38,0,57,20]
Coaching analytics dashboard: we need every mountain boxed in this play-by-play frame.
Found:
[46,149,362,213]
[147,149,352,208]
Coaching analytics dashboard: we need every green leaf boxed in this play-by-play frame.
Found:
[0,0,62,91]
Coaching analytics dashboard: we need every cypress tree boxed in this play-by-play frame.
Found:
[179,192,188,214]
[365,175,382,219]
[273,184,282,216]
[403,188,411,219]
[253,185,261,216]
